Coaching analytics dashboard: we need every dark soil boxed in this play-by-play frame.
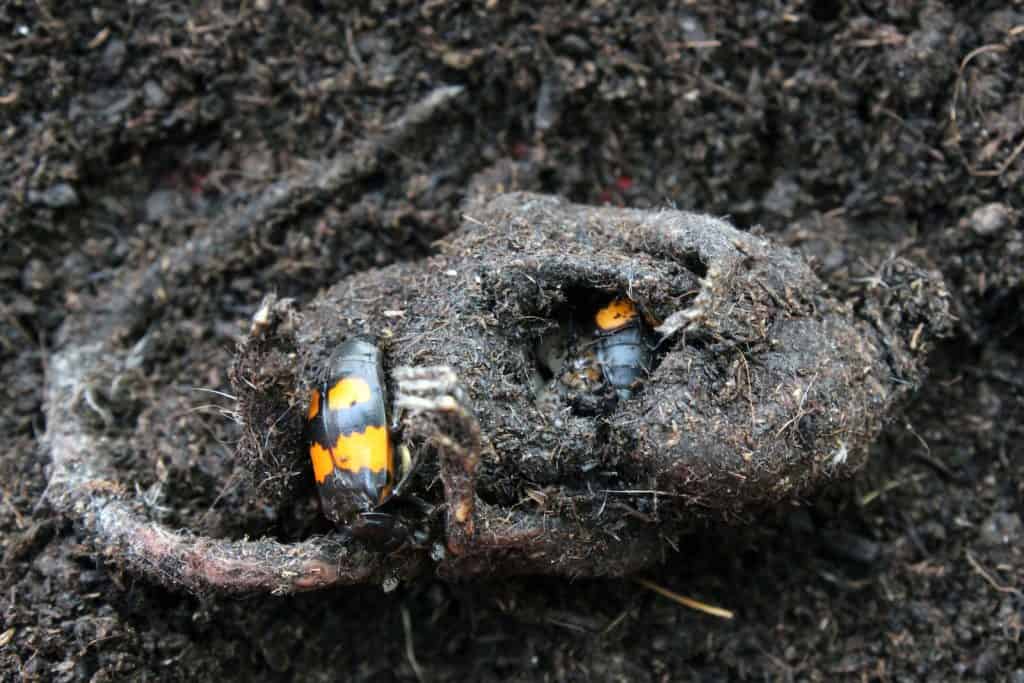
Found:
[2,2,1022,680]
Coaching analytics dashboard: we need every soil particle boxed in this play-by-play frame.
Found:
[978,512,1023,547]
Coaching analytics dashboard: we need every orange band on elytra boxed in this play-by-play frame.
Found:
[310,441,334,484]
[309,425,392,485]
[595,298,637,331]
[327,377,373,411]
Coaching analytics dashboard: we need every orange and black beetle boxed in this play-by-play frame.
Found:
[592,298,655,400]
[307,339,400,535]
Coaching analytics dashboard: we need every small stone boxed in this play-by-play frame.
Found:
[258,632,292,673]
[820,529,881,565]
[143,79,168,108]
[100,38,127,79]
[27,183,79,208]
[920,520,947,544]
[21,259,54,291]
[762,176,802,218]
[978,512,1022,546]
[558,34,591,56]
[966,203,1015,236]
[534,77,562,132]
[143,189,181,223]
[973,647,1001,677]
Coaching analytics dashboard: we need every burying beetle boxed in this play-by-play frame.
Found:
[308,297,658,540]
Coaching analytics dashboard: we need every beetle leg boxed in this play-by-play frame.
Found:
[394,366,480,556]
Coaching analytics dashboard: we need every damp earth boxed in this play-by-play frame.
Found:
[3,3,1023,680]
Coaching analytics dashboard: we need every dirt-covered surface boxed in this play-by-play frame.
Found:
[2,2,1022,680]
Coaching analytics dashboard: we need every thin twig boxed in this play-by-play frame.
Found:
[965,550,1023,598]
[634,577,735,620]
[949,44,1023,177]
[905,422,963,482]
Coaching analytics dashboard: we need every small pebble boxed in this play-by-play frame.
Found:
[27,183,79,208]
[977,511,1022,546]
[100,38,127,79]
[143,80,168,108]
[966,203,1014,236]
[820,529,881,565]
[973,647,1000,677]
[21,259,54,291]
